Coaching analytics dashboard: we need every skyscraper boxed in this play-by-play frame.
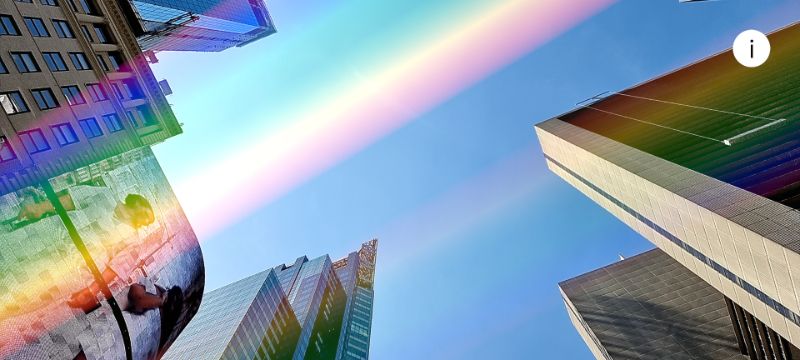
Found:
[332,240,376,360]
[118,0,276,52]
[536,22,800,358]
[163,241,378,360]
[561,248,756,359]
[162,269,301,360]
[0,0,208,358]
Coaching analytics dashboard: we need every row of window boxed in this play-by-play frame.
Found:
[0,14,111,43]
[0,113,125,162]
[0,50,94,74]
[14,0,100,17]
[0,82,112,114]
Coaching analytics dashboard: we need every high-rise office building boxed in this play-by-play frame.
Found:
[118,0,276,52]
[536,23,800,359]
[0,0,206,358]
[274,255,348,360]
[561,248,761,359]
[162,269,301,360]
[163,241,378,360]
[332,240,376,360]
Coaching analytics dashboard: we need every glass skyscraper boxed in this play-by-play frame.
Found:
[162,269,301,360]
[537,22,800,359]
[163,241,377,360]
[119,0,276,52]
[332,240,377,360]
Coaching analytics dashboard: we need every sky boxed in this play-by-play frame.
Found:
[149,0,800,358]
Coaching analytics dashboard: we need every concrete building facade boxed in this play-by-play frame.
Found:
[538,23,800,359]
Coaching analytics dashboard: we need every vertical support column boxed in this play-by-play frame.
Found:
[726,297,748,355]
[756,322,775,360]
[746,313,767,360]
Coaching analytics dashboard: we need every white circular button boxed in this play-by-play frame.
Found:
[733,30,770,68]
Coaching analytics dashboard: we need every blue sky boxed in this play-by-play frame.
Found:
[151,0,800,358]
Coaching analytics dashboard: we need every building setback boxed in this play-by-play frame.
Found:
[537,22,800,359]
[163,240,378,360]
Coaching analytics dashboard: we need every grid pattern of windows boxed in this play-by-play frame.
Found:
[0,91,29,114]
[102,113,124,132]
[0,15,20,36]
[18,129,50,154]
[69,52,91,70]
[52,20,74,38]
[40,0,58,6]
[86,83,107,102]
[61,85,85,105]
[23,17,49,37]
[10,52,40,73]
[0,136,16,162]
[50,123,79,146]
[42,52,68,71]
[31,88,58,110]
[78,117,103,138]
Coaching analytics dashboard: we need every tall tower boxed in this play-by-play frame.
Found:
[333,240,377,360]
[537,23,800,359]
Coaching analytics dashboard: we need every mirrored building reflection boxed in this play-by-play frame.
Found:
[0,147,204,360]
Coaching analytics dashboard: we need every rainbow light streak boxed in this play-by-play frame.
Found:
[177,0,615,240]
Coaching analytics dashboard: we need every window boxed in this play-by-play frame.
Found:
[126,110,138,128]
[31,88,58,110]
[79,25,92,42]
[93,25,109,43]
[23,17,49,37]
[15,0,33,3]
[76,0,96,14]
[51,123,79,146]
[0,15,20,36]
[85,83,107,102]
[10,52,40,73]
[18,129,50,154]
[69,52,91,70]
[42,52,68,71]
[107,52,124,71]
[136,106,157,126]
[111,83,124,100]
[78,118,102,138]
[61,85,86,105]
[102,113,124,132]
[123,80,144,99]
[95,55,109,71]
[0,91,29,114]
[40,0,58,6]
[0,58,6,74]
[0,136,16,162]
[52,20,74,38]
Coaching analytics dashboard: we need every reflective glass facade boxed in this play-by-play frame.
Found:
[125,0,276,52]
[333,240,376,360]
[0,147,205,359]
[165,241,377,360]
[162,269,301,360]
